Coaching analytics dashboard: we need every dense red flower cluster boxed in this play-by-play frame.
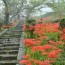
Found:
[48,49,62,58]
[24,39,36,46]
[20,22,64,65]
[24,39,41,46]
[34,23,60,36]
[20,59,32,65]
[49,40,64,46]
[34,60,51,65]
[61,28,65,40]
[31,44,57,52]
[23,54,30,59]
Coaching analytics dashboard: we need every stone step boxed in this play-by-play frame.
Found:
[0,60,18,64]
[0,54,17,57]
[1,37,10,38]
[0,47,4,50]
[4,41,11,43]
[0,46,19,50]
[0,46,19,48]
[2,34,10,37]
[0,44,18,47]
[1,36,11,38]
[0,54,18,60]
[0,57,17,60]
[0,63,16,65]
[0,44,3,47]
[0,50,18,54]
[3,43,19,46]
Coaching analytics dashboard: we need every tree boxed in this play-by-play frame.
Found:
[23,0,46,20]
[2,0,27,25]
[46,0,65,16]
[2,0,46,25]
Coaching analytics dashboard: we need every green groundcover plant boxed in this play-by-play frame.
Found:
[19,19,65,65]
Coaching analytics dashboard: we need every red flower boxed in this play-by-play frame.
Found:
[23,54,29,59]
[19,60,28,64]
[24,39,36,47]
[20,60,32,65]
[29,25,34,30]
[35,60,50,65]
[48,49,62,58]
[31,44,56,52]
[42,44,57,50]
[31,46,43,52]
[49,40,57,45]
[63,28,65,33]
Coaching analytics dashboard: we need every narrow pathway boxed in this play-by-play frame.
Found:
[0,30,21,65]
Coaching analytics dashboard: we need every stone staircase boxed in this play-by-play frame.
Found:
[0,30,21,65]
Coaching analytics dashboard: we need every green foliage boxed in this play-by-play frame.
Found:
[46,32,60,41]
[59,18,65,29]
[46,0,65,15]
[27,18,36,26]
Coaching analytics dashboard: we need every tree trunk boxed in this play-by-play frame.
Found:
[4,10,9,25]
[3,0,9,25]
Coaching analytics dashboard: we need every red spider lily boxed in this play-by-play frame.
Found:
[57,41,64,45]
[24,39,36,47]
[42,44,57,50]
[61,34,65,40]
[34,60,51,65]
[31,46,44,52]
[34,60,41,64]
[61,28,65,40]
[29,25,34,30]
[20,60,32,65]
[34,23,60,36]
[24,39,41,47]
[30,58,34,62]
[23,54,30,59]
[31,45,57,53]
[49,40,57,45]
[21,22,64,65]
[63,28,65,33]
[49,40,64,46]
[19,60,28,64]
[35,40,41,45]
[53,23,59,29]
[45,23,59,33]
[48,49,63,58]
[34,24,45,36]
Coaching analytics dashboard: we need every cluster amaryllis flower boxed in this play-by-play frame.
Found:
[20,21,65,65]
[34,23,60,37]
[61,28,65,40]
[24,39,41,47]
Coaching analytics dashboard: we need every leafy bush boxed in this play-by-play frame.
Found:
[20,21,65,65]
[59,18,65,29]
[26,18,36,26]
